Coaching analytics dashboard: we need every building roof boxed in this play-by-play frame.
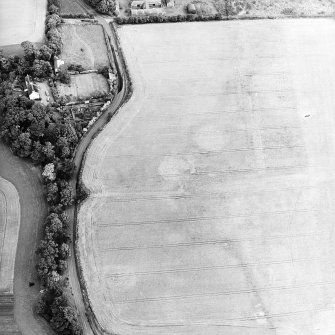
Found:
[131,1,145,8]
[54,56,65,71]
[25,75,40,98]
[148,0,162,6]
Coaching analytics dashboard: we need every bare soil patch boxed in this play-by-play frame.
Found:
[79,19,335,335]
[56,73,109,101]
[0,0,47,46]
[59,24,110,70]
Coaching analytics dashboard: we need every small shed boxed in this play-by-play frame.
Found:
[54,56,65,73]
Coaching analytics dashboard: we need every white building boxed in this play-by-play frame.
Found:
[25,75,40,100]
[54,56,65,73]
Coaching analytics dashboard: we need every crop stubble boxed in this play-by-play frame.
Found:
[0,0,46,46]
[78,20,335,334]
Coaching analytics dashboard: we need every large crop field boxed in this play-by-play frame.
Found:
[79,19,335,334]
[0,0,46,47]
[222,0,334,16]
[0,177,20,294]
[59,24,110,70]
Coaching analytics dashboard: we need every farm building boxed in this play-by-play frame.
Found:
[54,56,65,73]
[131,0,162,15]
[131,0,145,9]
[25,75,40,100]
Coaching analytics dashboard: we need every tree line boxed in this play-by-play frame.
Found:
[115,13,224,24]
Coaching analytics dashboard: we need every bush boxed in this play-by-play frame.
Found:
[67,64,85,72]
[87,0,116,14]
[58,66,71,84]
[76,182,89,203]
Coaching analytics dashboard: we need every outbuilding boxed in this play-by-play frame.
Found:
[54,56,65,73]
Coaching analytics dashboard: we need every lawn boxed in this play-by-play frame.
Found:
[0,0,47,46]
[57,73,109,101]
[79,19,335,334]
[59,24,110,70]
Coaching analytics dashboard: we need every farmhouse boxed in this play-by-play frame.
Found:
[131,0,145,9]
[25,75,40,100]
[54,56,65,73]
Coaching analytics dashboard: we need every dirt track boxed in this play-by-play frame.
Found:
[80,19,335,334]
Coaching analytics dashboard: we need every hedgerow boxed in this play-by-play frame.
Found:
[115,13,224,24]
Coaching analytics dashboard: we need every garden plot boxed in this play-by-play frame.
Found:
[57,73,109,102]
[79,19,335,335]
[0,0,47,46]
[59,24,110,70]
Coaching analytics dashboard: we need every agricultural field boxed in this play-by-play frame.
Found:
[79,19,335,335]
[0,177,20,333]
[59,0,88,16]
[59,24,110,70]
[0,0,47,47]
[0,177,20,295]
[224,0,335,16]
[56,73,109,102]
